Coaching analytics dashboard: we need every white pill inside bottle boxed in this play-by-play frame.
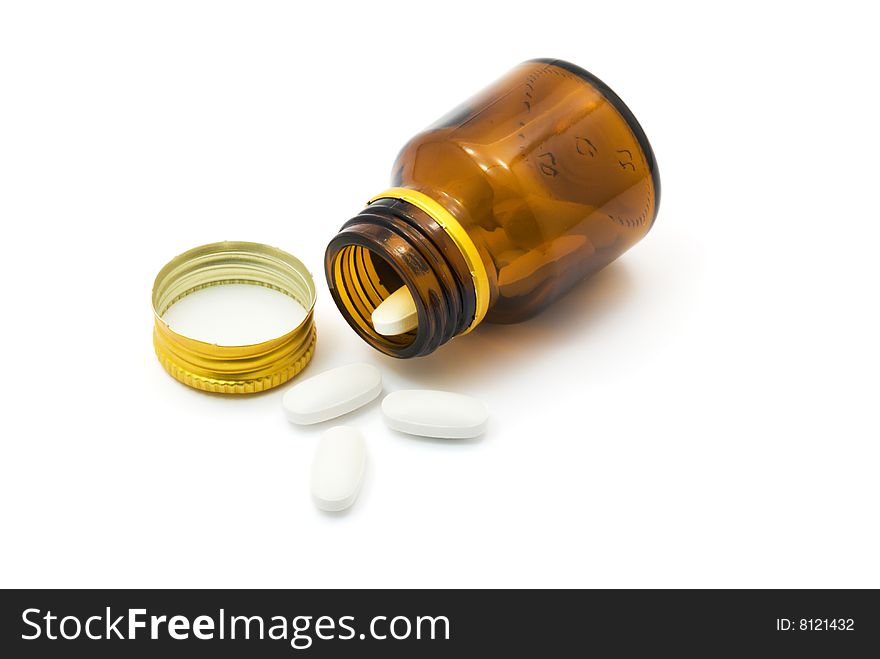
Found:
[371,285,418,336]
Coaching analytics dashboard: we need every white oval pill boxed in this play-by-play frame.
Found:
[371,285,418,336]
[283,363,381,425]
[311,426,365,512]
[381,390,489,439]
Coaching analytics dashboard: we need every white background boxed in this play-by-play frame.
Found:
[1,1,878,588]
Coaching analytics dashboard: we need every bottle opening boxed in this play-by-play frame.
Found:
[326,198,479,358]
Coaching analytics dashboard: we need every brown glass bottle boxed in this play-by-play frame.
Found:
[326,58,659,358]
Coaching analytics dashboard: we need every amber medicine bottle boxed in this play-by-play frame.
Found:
[326,58,660,358]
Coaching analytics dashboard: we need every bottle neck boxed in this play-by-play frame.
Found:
[325,197,478,358]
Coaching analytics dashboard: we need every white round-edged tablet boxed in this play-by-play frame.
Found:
[283,363,381,425]
[381,389,489,439]
[371,285,418,335]
[311,426,365,512]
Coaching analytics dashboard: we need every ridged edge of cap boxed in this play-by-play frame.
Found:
[154,325,316,394]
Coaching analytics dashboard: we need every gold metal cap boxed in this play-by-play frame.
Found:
[152,241,317,394]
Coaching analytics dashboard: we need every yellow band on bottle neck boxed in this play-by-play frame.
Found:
[368,188,490,334]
